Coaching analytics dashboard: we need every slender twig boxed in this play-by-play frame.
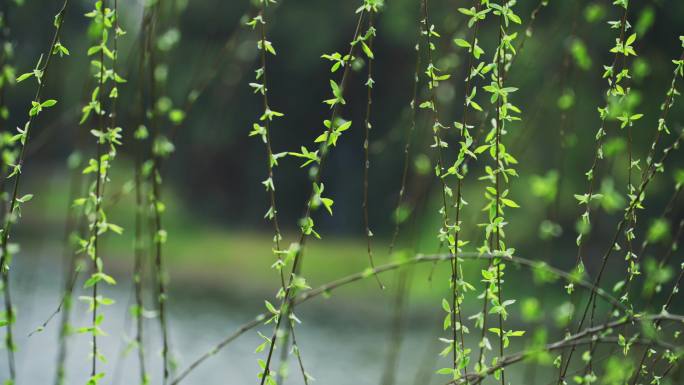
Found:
[448,314,684,385]
[573,6,630,268]
[629,256,684,385]
[639,185,682,258]
[171,251,629,385]
[559,4,632,380]
[144,2,172,382]
[255,9,368,385]
[52,151,85,385]
[450,0,482,378]
[502,0,548,79]
[559,47,684,383]
[248,3,310,383]
[380,270,411,385]
[89,0,112,377]
[420,3,467,378]
[0,1,69,380]
[130,5,152,383]
[388,23,421,255]
[361,11,384,289]
[133,158,148,384]
[559,129,684,382]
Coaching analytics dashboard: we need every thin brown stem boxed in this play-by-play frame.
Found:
[361,12,384,290]
[256,10,367,385]
[0,2,69,379]
[172,251,629,385]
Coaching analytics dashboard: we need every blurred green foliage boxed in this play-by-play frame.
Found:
[3,0,683,277]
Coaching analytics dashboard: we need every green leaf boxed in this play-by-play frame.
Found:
[441,298,451,313]
[41,99,58,108]
[501,198,520,208]
[16,72,34,83]
[436,368,454,375]
[361,41,374,59]
[264,300,279,315]
[453,38,471,48]
[625,33,637,46]
[17,194,34,203]
[320,197,334,215]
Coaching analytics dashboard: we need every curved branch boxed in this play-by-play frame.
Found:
[171,252,627,385]
[448,313,684,385]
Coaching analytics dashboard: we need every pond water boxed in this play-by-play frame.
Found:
[3,251,462,385]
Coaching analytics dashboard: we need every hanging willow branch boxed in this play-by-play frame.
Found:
[76,1,125,382]
[447,313,684,385]
[254,2,380,383]
[359,10,384,290]
[246,1,311,383]
[0,1,69,381]
[142,2,174,382]
[560,36,684,382]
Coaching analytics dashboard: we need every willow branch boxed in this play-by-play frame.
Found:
[448,314,684,385]
[171,251,627,385]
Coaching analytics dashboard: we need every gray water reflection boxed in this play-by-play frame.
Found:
[3,252,449,385]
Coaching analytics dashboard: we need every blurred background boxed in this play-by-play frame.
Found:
[1,0,683,384]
